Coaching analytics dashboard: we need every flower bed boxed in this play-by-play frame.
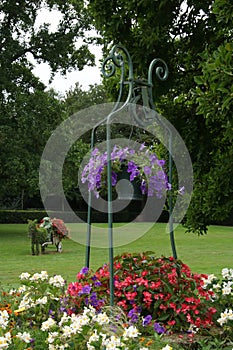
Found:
[0,253,232,349]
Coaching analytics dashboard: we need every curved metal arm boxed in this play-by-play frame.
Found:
[102,44,134,105]
[148,58,169,86]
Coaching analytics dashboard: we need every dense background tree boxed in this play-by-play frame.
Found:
[0,0,95,208]
[87,0,233,233]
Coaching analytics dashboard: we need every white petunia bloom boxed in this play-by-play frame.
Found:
[58,313,69,326]
[123,325,140,339]
[222,268,230,279]
[0,310,9,329]
[62,325,73,338]
[217,309,233,326]
[222,281,232,295]
[88,329,100,343]
[41,317,56,331]
[4,332,11,344]
[19,272,31,280]
[202,274,217,288]
[16,331,31,343]
[18,296,35,309]
[36,296,48,305]
[102,335,123,349]
[30,271,48,282]
[0,336,8,348]
[47,332,59,344]
[83,305,96,318]
[8,288,17,295]
[17,285,27,294]
[94,312,110,325]
[161,346,173,350]
[49,275,65,288]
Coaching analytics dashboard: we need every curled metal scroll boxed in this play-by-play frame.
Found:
[102,44,134,79]
[148,58,169,85]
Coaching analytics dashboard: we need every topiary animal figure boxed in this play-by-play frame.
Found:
[27,219,48,255]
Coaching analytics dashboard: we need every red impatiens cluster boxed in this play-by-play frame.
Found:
[66,252,217,333]
[51,218,69,238]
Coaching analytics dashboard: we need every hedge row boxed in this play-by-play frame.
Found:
[0,210,154,224]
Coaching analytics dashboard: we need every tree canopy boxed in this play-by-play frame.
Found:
[0,0,95,208]
[87,0,233,233]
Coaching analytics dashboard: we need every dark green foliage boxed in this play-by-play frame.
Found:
[88,0,233,234]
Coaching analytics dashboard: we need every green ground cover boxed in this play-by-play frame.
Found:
[0,223,232,288]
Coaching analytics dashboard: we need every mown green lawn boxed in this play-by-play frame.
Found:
[0,222,232,289]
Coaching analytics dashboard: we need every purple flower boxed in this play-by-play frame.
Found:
[94,281,102,287]
[140,179,147,194]
[154,322,166,334]
[80,267,89,274]
[157,159,165,167]
[144,165,151,175]
[128,309,139,324]
[140,143,146,151]
[142,314,152,326]
[112,171,117,186]
[79,285,92,295]
[127,161,140,181]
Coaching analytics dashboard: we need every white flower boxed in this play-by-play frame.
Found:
[18,296,35,309]
[222,267,230,278]
[83,305,96,318]
[222,281,232,295]
[102,335,122,349]
[47,332,59,344]
[88,329,100,343]
[36,296,48,305]
[49,275,65,288]
[30,271,48,282]
[58,313,69,326]
[123,325,140,339]
[202,274,217,288]
[161,346,173,350]
[0,310,9,329]
[217,309,233,326]
[0,336,8,348]
[8,288,17,295]
[16,331,31,343]
[19,272,31,280]
[94,312,110,325]
[62,325,73,338]
[3,333,11,344]
[41,317,56,331]
[76,314,90,326]
[17,285,27,294]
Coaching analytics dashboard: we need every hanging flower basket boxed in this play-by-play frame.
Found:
[81,144,171,199]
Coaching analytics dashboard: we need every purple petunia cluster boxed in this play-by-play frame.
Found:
[81,144,170,199]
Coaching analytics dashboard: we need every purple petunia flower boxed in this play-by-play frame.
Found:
[142,314,152,326]
[78,285,92,295]
[80,267,89,274]
[112,171,118,186]
[128,309,139,324]
[154,322,166,334]
[144,165,151,175]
